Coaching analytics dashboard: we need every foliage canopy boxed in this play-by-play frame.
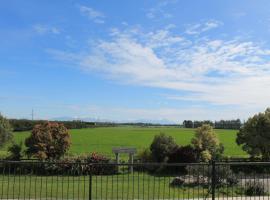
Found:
[25,122,71,160]
[150,133,178,162]
[237,108,270,159]
[192,124,224,161]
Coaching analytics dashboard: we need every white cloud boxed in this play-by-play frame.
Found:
[79,5,105,24]
[185,20,223,35]
[33,24,60,35]
[49,25,270,114]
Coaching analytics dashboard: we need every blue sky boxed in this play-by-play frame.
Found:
[1,0,270,123]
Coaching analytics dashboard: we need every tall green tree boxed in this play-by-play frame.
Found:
[192,124,224,161]
[0,113,13,147]
[237,108,270,159]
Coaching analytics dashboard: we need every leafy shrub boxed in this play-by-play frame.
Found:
[166,145,198,173]
[0,152,116,176]
[0,114,13,147]
[137,148,152,162]
[135,148,159,172]
[43,152,116,175]
[237,108,270,160]
[7,142,23,161]
[245,181,267,196]
[191,124,224,161]
[25,122,71,160]
[150,133,178,162]
[200,150,212,162]
[168,145,198,163]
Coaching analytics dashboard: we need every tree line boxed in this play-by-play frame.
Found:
[9,119,178,132]
[183,119,242,130]
[9,119,96,131]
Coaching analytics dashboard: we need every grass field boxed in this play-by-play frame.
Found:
[0,126,246,158]
[0,173,243,199]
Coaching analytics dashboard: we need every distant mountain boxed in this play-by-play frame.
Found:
[131,119,176,125]
[50,116,111,123]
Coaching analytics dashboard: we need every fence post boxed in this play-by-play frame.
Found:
[211,160,216,200]
[89,166,92,200]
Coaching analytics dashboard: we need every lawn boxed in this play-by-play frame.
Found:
[0,173,243,199]
[1,126,246,158]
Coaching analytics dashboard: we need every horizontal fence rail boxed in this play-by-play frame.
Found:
[1,161,270,199]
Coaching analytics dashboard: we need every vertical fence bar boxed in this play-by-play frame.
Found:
[89,166,92,200]
[211,160,216,200]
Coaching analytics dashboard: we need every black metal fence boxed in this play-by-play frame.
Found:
[1,160,270,199]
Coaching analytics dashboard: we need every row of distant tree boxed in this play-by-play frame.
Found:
[9,118,242,131]
[183,119,242,130]
[9,119,96,131]
[8,119,179,132]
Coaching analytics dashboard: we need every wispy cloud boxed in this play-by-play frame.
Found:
[185,20,223,35]
[33,24,61,35]
[49,24,270,112]
[79,5,105,24]
[146,0,177,19]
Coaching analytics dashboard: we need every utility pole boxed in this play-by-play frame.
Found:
[31,109,34,121]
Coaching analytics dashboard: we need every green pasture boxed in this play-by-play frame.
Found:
[1,126,246,158]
